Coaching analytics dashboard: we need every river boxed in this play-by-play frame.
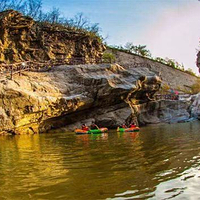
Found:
[1,121,200,200]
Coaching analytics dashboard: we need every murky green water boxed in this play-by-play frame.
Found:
[1,122,200,200]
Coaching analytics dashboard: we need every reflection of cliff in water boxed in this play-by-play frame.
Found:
[1,122,200,199]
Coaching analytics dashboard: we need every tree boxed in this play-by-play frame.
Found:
[155,57,167,64]
[166,58,176,68]
[136,45,151,57]
[0,0,102,39]
[124,42,151,57]
[45,7,61,24]
[23,0,42,19]
[124,42,134,53]
[0,0,43,19]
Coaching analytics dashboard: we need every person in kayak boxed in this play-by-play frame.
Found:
[120,124,127,128]
[129,122,136,128]
[90,122,99,130]
[82,124,89,131]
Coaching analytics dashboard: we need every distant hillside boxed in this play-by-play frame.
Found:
[0,10,105,68]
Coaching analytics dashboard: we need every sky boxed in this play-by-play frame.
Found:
[42,0,200,74]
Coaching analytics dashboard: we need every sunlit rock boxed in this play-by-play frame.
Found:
[0,10,105,67]
[0,63,161,134]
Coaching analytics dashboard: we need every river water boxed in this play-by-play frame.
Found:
[1,121,200,200]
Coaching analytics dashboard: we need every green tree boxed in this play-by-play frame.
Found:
[124,43,151,57]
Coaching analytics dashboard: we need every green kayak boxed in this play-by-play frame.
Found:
[117,127,140,132]
[75,128,108,134]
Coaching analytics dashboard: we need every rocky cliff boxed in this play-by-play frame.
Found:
[132,48,200,125]
[108,48,198,90]
[1,51,199,134]
[0,10,105,68]
[1,9,199,135]
[0,64,162,134]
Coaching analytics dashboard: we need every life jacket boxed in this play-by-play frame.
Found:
[130,124,136,128]
[82,126,89,131]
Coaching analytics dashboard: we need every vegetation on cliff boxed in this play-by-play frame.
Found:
[188,79,200,94]
[109,43,197,77]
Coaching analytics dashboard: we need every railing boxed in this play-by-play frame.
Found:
[155,94,191,101]
[0,61,47,80]
[0,57,95,81]
[0,57,108,81]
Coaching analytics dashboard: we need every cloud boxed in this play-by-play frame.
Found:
[139,2,200,74]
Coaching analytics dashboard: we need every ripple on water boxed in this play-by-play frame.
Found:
[1,122,200,199]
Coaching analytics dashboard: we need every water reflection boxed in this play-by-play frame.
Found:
[0,134,69,200]
[0,122,200,199]
[117,132,139,142]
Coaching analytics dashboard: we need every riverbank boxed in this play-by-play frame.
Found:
[1,62,200,135]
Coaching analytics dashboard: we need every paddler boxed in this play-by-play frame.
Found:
[129,122,136,128]
[90,121,99,130]
[81,124,89,131]
[121,124,127,128]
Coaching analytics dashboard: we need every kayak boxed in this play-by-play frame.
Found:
[117,127,140,132]
[75,128,108,134]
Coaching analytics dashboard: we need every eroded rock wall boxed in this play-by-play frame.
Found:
[0,10,105,67]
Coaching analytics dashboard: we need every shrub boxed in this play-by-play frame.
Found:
[109,43,152,58]
[160,83,170,94]
[190,79,200,94]
[102,53,116,63]
[185,68,196,76]
[124,43,152,57]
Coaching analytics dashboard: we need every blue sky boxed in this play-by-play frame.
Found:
[43,0,200,73]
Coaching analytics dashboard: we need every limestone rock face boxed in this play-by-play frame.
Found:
[0,63,161,134]
[108,48,198,90]
[137,100,191,125]
[0,10,105,67]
